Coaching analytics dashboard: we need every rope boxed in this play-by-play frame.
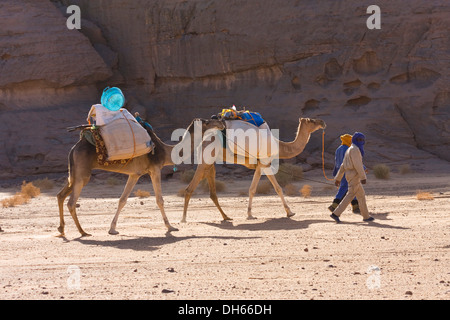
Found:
[221,128,335,186]
[120,110,137,168]
[322,130,335,181]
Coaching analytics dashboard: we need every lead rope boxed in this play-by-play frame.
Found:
[322,130,335,182]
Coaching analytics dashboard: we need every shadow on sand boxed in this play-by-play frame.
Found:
[203,214,409,231]
[203,217,330,232]
[74,233,261,252]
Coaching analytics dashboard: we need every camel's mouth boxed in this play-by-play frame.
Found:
[311,118,326,129]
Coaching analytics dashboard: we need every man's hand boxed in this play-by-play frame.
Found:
[361,179,367,184]
[335,180,341,187]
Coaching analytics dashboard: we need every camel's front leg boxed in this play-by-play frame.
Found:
[181,165,206,223]
[247,166,262,219]
[265,172,295,217]
[109,174,140,235]
[149,169,178,232]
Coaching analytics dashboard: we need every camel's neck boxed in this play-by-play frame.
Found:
[162,121,198,166]
[278,122,313,159]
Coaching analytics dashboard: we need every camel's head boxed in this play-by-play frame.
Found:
[299,118,326,132]
[194,118,226,132]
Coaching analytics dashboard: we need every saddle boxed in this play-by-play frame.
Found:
[218,108,265,127]
[77,108,154,166]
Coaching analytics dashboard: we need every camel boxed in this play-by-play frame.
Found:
[181,117,326,222]
[56,117,225,237]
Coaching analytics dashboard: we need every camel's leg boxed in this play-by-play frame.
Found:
[109,174,140,235]
[265,173,295,217]
[205,165,231,221]
[67,177,91,237]
[149,168,178,232]
[56,180,73,237]
[247,166,262,219]
[181,165,208,223]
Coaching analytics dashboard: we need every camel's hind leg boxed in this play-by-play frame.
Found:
[109,174,140,235]
[67,176,91,237]
[149,168,178,232]
[247,165,262,219]
[205,165,231,221]
[56,180,73,237]
[181,164,208,223]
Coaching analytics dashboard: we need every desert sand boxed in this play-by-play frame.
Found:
[0,167,449,301]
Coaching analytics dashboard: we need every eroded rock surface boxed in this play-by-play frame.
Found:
[0,0,449,178]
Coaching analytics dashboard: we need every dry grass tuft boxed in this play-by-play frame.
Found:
[177,188,187,197]
[300,184,312,198]
[106,177,120,186]
[20,181,41,198]
[180,169,195,183]
[1,194,29,208]
[33,178,54,191]
[256,180,272,194]
[238,190,248,197]
[134,189,151,198]
[399,164,412,175]
[416,191,434,201]
[275,163,303,187]
[1,181,41,208]
[284,183,297,196]
[199,179,227,193]
[373,164,390,179]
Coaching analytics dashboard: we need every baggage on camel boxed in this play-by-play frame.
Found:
[218,107,265,127]
[215,107,278,162]
[87,104,153,162]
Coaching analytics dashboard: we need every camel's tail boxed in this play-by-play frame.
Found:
[67,146,75,188]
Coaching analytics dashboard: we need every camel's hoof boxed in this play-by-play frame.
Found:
[167,226,179,232]
[222,216,233,221]
[80,232,92,237]
[287,212,296,218]
[108,229,119,235]
[247,215,257,220]
[180,219,187,224]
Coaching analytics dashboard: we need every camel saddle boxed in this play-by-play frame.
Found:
[224,120,279,162]
[82,105,154,165]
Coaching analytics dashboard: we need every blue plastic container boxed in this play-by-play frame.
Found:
[101,87,125,111]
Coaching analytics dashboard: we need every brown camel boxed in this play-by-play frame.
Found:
[57,118,225,237]
[181,117,326,222]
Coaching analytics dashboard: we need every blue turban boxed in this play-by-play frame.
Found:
[352,132,365,157]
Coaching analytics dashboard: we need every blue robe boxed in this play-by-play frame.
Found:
[333,145,350,200]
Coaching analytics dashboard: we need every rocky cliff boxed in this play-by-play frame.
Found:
[1,0,449,179]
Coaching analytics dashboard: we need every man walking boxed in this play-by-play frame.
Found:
[330,132,374,223]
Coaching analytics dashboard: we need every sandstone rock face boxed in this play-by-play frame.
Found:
[0,0,111,90]
[0,0,449,178]
[0,0,112,178]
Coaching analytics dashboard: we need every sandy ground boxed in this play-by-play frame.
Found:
[0,168,449,300]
